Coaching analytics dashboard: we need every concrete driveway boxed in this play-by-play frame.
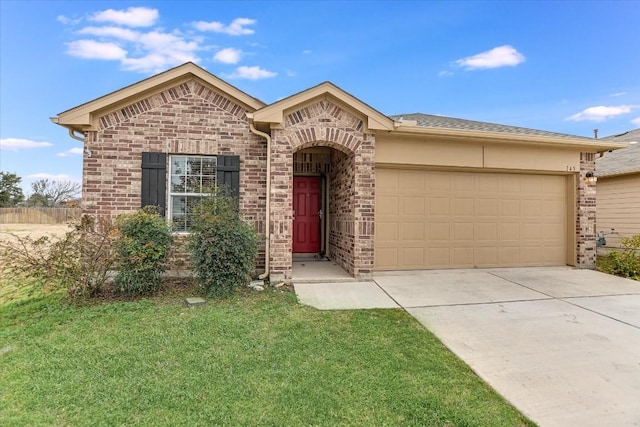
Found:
[295,267,640,427]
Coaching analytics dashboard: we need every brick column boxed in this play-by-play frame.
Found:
[576,152,596,268]
[269,129,293,281]
[352,133,376,279]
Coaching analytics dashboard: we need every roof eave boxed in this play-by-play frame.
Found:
[390,125,629,151]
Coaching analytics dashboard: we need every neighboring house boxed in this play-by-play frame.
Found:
[596,128,640,248]
[51,62,624,281]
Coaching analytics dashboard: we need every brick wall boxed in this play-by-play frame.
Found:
[269,98,375,280]
[576,152,597,267]
[83,79,267,269]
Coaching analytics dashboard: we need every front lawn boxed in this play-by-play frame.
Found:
[0,289,534,426]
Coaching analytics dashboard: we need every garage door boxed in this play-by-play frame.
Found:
[375,168,567,270]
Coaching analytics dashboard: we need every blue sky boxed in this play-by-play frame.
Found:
[1,1,639,193]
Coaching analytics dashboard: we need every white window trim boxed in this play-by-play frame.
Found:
[168,154,217,232]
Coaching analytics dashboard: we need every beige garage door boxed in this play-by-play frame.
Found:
[375,168,567,270]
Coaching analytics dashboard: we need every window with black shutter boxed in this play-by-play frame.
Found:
[141,152,167,215]
[141,153,240,231]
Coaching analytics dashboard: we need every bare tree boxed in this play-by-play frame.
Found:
[27,179,81,207]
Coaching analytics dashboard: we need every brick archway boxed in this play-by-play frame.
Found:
[267,99,375,281]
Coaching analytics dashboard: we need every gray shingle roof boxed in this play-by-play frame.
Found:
[391,113,594,140]
[596,128,640,177]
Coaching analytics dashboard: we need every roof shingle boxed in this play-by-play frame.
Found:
[391,113,594,140]
[596,129,640,177]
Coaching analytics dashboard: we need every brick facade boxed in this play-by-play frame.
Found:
[69,67,601,281]
[83,79,267,269]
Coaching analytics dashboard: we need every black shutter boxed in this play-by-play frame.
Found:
[141,152,167,216]
[216,155,240,198]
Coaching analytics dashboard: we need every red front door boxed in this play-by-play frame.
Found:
[293,176,321,253]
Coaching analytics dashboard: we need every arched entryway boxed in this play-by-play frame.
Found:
[265,98,376,281]
[292,144,357,275]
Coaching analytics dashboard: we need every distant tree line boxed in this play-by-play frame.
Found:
[0,171,80,208]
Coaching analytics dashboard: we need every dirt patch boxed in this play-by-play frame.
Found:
[0,223,73,243]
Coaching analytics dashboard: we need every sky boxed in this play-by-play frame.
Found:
[1,1,639,194]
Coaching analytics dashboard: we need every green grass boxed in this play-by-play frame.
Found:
[0,289,534,427]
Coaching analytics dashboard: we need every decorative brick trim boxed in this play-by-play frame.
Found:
[99,80,247,130]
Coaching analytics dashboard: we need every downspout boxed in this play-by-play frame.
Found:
[68,128,86,143]
[249,122,271,280]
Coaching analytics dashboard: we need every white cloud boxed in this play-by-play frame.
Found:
[193,18,256,35]
[610,92,628,97]
[66,40,127,60]
[214,47,242,64]
[90,7,158,28]
[225,65,277,80]
[438,70,454,77]
[57,147,84,157]
[456,45,525,70]
[57,15,82,25]
[1,138,53,151]
[68,25,200,73]
[27,173,75,181]
[631,117,640,126]
[566,105,634,122]
[78,26,140,42]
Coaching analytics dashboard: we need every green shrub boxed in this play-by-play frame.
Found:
[188,187,257,298]
[0,215,117,301]
[597,235,640,280]
[114,207,173,295]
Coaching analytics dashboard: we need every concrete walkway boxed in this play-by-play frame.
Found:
[294,267,640,427]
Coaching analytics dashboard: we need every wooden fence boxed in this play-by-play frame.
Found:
[0,208,82,224]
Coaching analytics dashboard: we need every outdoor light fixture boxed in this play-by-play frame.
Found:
[585,171,597,184]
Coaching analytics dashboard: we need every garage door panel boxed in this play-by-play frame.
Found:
[402,197,425,215]
[429,223,450,240]
[375,169,567,270]
[454,199,474,215]
[401,247,425,268]
[499,222,521,240]
[429,197,450,215]
[375,248,399,269]
[477,175,499,193]
[377,222,399,240]
[429,174,452,192]
[377,195,399,215]
[500,199,521,216]
[476,198,499,216]
[453,248,474,266]
[476,223,498,241]
[522,199,543,216]
[401,222,425,240]
[499,247,521,264]
[454,223,474,241]
[476,247,499,266]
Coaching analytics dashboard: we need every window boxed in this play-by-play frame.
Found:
[141,152,239,232]
[169,155,217,232]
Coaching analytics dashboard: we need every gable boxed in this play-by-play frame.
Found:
[97,79,249,130]
[251,82,394,132]
[52,62,265,133]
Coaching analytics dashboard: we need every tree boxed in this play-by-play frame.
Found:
[27,179,81,207]
[0,172,25,207]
